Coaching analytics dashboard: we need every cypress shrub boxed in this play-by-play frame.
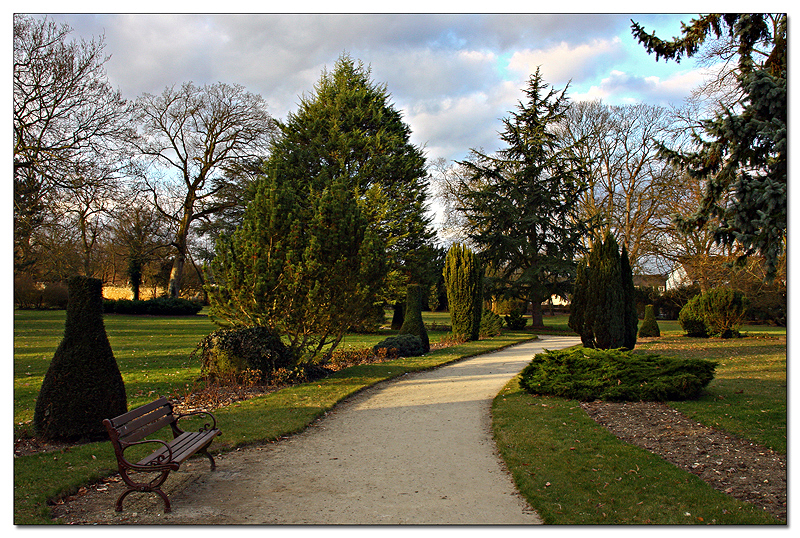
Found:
[33,276,127,441]
[504,309,528,330]
[399,283,430,352]
[638,304,661,337]
[480,309,503,338]
[519,347,717,402]
[569,232,637,350]
[443,243,482,341]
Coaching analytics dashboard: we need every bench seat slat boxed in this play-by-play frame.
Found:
[118,413,174,444]
[136,430,221,467]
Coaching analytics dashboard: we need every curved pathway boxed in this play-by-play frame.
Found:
[59,335,580,524]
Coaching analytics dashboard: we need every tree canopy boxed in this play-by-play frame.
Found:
[456,68,593,327]
[631,14,787,281]
[264,54,435,296]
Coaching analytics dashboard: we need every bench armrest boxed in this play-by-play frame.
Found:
[119,438,177,470]
[173,409,218,434]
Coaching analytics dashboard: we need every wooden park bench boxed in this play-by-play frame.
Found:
[102,397,221,513]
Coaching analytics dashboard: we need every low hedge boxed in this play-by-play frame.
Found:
[103,297,203,316]
[519,347,717,402]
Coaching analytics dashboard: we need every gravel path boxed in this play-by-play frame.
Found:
[54,335,580,525]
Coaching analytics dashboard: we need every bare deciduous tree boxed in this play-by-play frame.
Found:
[13,14,131,273]
[131,82,276,297]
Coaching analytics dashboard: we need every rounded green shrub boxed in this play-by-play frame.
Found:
[519,347,717,402]
[373,334,425,357]
[480,309,503,338]
[504,309,528,330]
[638,304,661,337]
[678,295,708,337]
[399,283,430,352]
[192,326,293,383]
[696,287,749,338]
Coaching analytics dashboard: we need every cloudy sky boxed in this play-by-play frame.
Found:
[35,9,715,168]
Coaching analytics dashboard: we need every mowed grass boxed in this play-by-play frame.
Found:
[492,321,786,524]
[13,308,538,524]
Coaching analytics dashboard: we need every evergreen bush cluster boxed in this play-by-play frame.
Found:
[678,287,749,338]
[192,326,293,383]
[443,243,482,341]
[480,309,503,338]
[504,309,528,330]
[373,334,426,357]
[103,297,203,316]
[519,347,717,402]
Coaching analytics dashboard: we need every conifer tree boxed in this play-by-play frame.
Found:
[456,68,591,327]
[443,243,482,341]
[264,54,435,307]
[206,172,386,364]
[569,232,637,350]
[34,276,127,440]
[632,14,787,280]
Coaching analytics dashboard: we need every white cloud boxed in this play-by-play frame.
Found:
[507,38,625,87]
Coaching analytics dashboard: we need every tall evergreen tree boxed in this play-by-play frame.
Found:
[443,243,482,341]
[456,68,592,327]
[263,54,435,308]
[631,14,787,280]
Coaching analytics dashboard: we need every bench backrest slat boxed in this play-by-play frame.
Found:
[108,398,177,444]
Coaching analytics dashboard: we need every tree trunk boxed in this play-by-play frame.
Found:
[530,300,545,328]
[168,255,184,298]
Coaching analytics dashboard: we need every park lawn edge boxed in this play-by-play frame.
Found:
[14,331,537,525]
[491,375,780,525]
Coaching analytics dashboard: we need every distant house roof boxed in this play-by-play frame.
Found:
[633,274,667,290]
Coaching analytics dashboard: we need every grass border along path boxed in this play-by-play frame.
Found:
[14,332,536,525]
[492,382,780,525]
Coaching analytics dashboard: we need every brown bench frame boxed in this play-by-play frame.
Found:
[102,397,221,513]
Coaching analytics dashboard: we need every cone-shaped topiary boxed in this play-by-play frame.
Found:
[33,276,127,441]
[443,243,482,341]
[638,304,661,337]
[399,283,429,352]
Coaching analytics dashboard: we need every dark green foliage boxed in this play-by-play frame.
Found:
[103,297,203,316]
[518,347,717,402]
[399,283,429,352]
[678,295,709,337]
[192,326,293,382]
[638,304,661,337]
[504,309,528,330]
[680,287,749,338]
[569,232,637,349]
[263,54,435,297]
[443,243,482,340]
[33,276,127,441]
[632,14,787,280]
[456,68,592,327]
[206,173,387,364]
[480,309,503,338]
[373,334,425,357]
[620,245,638,349]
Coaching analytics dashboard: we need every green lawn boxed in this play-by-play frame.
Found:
[14,309,785,525]
[492,322,786,524]
[13,308,539,524]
